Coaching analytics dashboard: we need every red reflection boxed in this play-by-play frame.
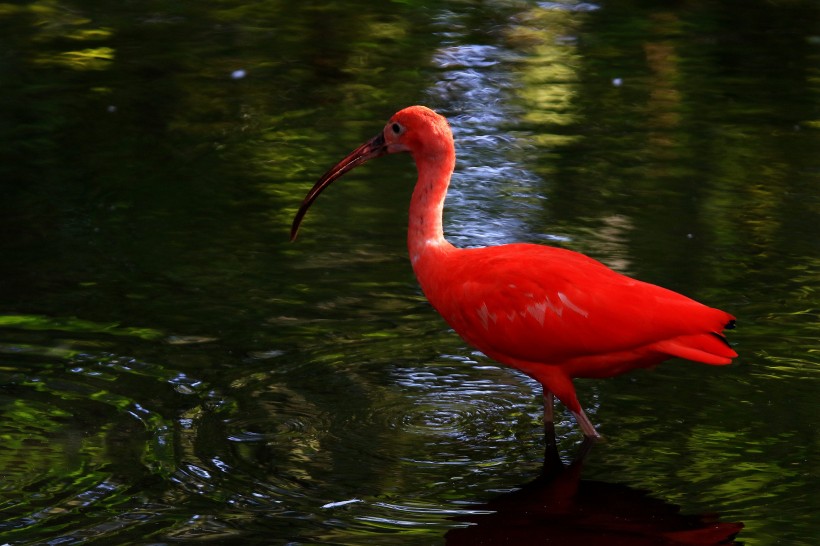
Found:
[446,430,743,545]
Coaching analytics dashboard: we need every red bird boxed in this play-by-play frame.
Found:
[291,105,737,439]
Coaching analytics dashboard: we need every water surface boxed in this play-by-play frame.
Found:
[1,1,818,544]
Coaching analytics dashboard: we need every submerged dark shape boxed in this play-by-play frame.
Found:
[446,428,744,545]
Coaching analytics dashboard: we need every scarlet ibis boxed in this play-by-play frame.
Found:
[291,105,736,440]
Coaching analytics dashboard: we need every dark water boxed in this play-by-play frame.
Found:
[1,1,818,544]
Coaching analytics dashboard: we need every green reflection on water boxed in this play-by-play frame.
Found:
[0,314,163,340]
[0,0,818,544]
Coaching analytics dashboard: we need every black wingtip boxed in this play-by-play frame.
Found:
[710,331,733,349]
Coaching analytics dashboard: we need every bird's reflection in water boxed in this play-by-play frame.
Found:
[446,426,744,545]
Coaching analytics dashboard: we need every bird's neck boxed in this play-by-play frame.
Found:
[407,151,456,267]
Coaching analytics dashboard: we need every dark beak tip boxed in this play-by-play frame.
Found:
[290,130,387,243]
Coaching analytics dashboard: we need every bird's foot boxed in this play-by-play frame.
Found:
[573,409,604,442]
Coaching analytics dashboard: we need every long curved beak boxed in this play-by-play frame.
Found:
[290,132,388,241]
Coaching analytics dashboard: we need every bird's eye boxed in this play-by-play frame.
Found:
[391,123,403,135]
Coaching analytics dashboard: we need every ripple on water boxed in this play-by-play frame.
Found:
[0,321,580,543]
[0,322,231,543]
[212,354,557,538]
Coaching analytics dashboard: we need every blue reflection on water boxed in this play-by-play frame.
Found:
[428,38,545,249]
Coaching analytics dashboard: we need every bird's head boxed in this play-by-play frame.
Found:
[290,106,453,241]
[385,106,454,159]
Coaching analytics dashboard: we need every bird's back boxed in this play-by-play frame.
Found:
[413,243,736,378]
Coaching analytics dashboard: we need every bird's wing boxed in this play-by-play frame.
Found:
[424,244,733,366]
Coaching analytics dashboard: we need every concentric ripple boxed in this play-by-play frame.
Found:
[0,316,585,543]
[0,318,231,543]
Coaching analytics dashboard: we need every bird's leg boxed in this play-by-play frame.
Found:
[542,392,563,469]
[543,384,602,441]
[542,422,563,474]
[543,391,554,425]
[572,408,602,441]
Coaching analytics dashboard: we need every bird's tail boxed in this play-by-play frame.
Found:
[656,330,737,365]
